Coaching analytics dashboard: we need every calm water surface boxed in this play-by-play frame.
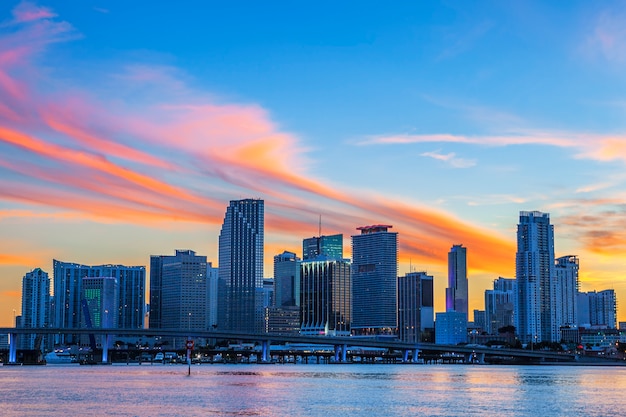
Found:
[1,363,624,416]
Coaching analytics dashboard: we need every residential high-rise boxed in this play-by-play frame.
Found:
[515,211,557,344]
[19,268,50,350]
[302,234,343,261]
[397,271,434,343]
[351,225,398,336]
[273,251,301,307]
[484,277,516,335]
[446,244,468,320]
[578,289,617,329]
[300,258,351,336]
[218,199,264,333]
[53,260,145,345]
[555,255,579,328]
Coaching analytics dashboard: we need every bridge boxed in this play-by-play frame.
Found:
[0,327,577,365]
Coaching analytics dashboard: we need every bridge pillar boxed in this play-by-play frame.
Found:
[334,345,341,362]
[341,344,347,363]
[477,352,485,364]
[101,334,110,364]
[261,340,270,363]
[464,353,473,363]
[403,349,409,362]
[8,332,17,364]
[412,349,420,363]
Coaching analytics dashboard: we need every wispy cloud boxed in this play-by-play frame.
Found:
[583,9,626,64]
[0,2,515,276]
[359,130,626,165]
[10,1,56,24]
[420,150,476,168]
[436,20,494,61]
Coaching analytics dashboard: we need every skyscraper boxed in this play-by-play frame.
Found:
[53,260,145,344]
[19,268,50,350]
[484,277,516,335]
[397,271,434,343]
[578,289,617,328]
[300,258,351,336]
[515,211,557,344]
[555,255,579,328]
[82,276,118,348]
[218,199,264,333]
[302,234,343,261]
[273,251,301,307]
[351,225,398,336]
[446,244,468,320]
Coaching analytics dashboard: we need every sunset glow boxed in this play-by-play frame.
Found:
[2,1,626,326]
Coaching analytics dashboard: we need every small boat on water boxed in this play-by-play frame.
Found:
[44,348,77,364]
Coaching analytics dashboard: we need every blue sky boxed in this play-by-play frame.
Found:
[2,1,626,325]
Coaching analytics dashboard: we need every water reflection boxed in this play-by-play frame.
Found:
[1,364,625,417]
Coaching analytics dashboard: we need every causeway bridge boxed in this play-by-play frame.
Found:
[0,327,577,365]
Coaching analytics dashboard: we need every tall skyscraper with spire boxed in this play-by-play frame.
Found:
[351,224,398,336]
[218,199,264,333]
[515,210,557,343]
[446,244,468,320]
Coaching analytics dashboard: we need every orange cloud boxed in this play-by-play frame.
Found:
[0,253,38,266]
[0,2,517,287]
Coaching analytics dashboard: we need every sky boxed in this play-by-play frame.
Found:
[2,1,626,327]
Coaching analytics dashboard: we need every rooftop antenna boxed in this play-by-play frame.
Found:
[318,214,322,237]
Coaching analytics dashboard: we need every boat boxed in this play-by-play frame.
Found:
[44,348,77,364]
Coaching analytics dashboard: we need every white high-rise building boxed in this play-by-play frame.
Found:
[515,211,557,343]
[555,255,579,329]
[578,289,617,329]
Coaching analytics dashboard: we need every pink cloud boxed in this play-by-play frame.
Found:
[11,1,56,24]
[0,3,517,280]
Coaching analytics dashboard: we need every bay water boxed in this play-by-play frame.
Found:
[1,363,624,416]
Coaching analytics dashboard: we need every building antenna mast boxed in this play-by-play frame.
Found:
[318,214,322,237]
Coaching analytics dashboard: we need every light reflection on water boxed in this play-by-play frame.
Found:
[1,364,625,416]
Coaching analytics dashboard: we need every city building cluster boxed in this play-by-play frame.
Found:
[11,201,623,353]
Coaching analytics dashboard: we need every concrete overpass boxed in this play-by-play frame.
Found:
[0,327,577,364]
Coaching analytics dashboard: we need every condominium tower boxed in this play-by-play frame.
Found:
[218,199,264,333]
[53,260,145,344]
[515,211,557,343]
[555,255,579,327]
[19,268,50,350]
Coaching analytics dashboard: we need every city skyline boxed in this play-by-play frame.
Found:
[3,1,626,326]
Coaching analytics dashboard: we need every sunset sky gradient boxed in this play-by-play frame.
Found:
[2,1,626,326]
